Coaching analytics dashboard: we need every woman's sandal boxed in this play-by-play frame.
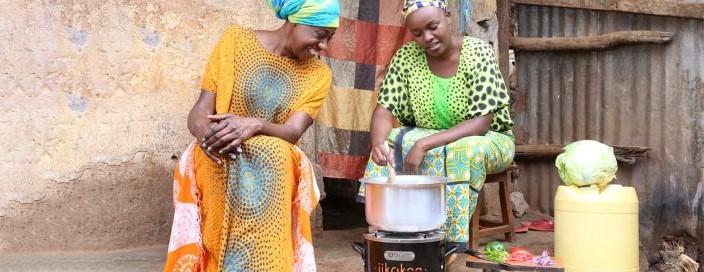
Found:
[527,219,554,232]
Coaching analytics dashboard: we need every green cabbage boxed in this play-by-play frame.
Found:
[555,140,617,187]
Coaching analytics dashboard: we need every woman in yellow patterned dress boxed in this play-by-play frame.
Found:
[163,1,339,271]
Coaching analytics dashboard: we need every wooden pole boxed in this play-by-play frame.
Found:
[511,31,674,51]
[497,0,511,84]
[515,144,650,165]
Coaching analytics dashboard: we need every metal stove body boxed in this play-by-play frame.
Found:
[353,228,456,272]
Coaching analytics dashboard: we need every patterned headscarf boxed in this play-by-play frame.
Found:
[403,0,447,18]
[267,0,341,28]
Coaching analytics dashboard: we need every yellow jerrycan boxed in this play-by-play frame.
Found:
[554,184,639,271]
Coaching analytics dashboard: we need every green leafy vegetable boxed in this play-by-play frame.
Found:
[485,249,509,263]
[485,241,506,252]
[484,241,509,263]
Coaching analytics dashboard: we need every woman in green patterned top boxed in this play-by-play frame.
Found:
[362,0,515,256]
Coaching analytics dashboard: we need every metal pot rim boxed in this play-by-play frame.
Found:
[363,231,445,243]
[360,175,464,187]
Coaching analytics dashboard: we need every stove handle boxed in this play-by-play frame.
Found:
[352,241,366,259]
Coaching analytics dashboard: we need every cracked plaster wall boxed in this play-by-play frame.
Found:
[0,0,281,252]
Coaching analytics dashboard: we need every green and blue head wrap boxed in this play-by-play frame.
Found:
[267,0,341,28]
[403,0,447,18]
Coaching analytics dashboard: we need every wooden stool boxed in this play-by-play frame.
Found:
[469,163,518,250]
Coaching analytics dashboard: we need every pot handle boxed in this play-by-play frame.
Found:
[352,241,366,259]
[444,244,458,258]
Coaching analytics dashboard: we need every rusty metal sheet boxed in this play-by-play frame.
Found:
[513,5,704,245]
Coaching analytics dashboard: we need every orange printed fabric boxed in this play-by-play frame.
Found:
[165,25,329,271]
[163,142,320,271]
[199,26,332,118]
[163,142,205,271]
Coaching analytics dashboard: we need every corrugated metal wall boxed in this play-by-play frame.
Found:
[513,5,704,245]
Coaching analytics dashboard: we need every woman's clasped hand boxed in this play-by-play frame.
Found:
[200,114,263,163]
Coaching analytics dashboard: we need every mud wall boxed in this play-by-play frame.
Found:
[0,0,280,252]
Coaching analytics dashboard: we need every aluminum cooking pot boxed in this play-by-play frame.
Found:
[359,175,453,233]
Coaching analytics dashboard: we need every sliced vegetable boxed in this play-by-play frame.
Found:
[531,250,556,266]
[507,247,534,262]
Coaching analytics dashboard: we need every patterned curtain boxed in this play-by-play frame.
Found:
[310,0,464,180]
[312,0,413,180]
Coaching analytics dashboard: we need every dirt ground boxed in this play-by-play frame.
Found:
[0,196,556,272]
[0,227,554,272]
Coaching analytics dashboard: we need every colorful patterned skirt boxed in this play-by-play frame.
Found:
[361,127,515,250]
[164,136,319,272]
